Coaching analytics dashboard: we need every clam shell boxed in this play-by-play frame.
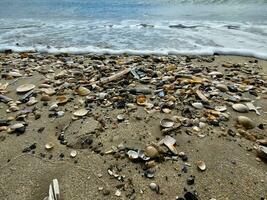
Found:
[70,150,77,158]
[73,108,88,117]
[136,95,147,106]
[149,183,159,193]
[45,142,54,150]
[56,96,68,104]
[196,160,206,171]
[160,118,174,128]
[237,116,255,129]
[76,86,90,96]
[117,114,125,122]
[16,84,35,93]
[232,104,249,113]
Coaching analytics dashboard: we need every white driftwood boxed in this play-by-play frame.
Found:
[96,68,132,85]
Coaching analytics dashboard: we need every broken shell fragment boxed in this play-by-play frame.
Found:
[117,114,125,122]
[48,179,60,200]
[136,95,147,106]
[237,116,255,129]
[196,160,206,171]
[45,142,54,150]
[159,135,177,155]
[73,108,88,117]
[232,104,249,113]
[16,84,35,93]
[70,150,77,158]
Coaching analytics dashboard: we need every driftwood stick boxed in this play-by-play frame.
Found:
[96,67,133,85]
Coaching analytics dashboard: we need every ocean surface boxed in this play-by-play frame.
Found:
[0,0,267,58]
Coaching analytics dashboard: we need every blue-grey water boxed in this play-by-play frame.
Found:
[0,0,267,58]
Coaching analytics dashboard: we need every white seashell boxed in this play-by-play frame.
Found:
[10,123,24,130]
[45,142,54,150]
[73,108,88,117]
[196,160,206,171]
[159,135,177,155]
[127,150,139,160]
[160,118,174,128]
[16,84,35,93]
[215,105,227,112]
[70,150,77,158]
[232,104,249,113]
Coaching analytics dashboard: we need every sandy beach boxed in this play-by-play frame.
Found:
[0,53,267,200]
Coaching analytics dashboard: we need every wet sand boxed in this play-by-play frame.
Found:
[0,53,267,200]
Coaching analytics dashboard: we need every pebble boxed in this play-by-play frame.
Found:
[237,116,255,129]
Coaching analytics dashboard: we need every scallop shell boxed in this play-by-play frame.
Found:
[45,142,54,150]
[196,160,206,171]
[76,86,90,96]
[56,95,68,104]
[16,84,35,93]
[73,108,88,117]
[70,150,77,158]
[232,104,249,113]
[136,95,147,106]
[160,118,174,128]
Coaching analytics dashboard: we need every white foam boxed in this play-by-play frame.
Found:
[1,45,267,60]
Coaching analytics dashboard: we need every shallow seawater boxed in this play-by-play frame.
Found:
[0,0,267,58]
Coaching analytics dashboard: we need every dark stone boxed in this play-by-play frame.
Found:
[184,192,198,200]
[37,127,45,133]
[22,143,36,153]
[187,175,195,185]
[0,119,10,126]
[15,126,26,135]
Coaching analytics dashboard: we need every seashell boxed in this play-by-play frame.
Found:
[237,116,255,129]
[76,86,90,96]
[8,71,22,77]
[70,150,77,158]
[162,108,172,113]
[10,123,24,130]
[73,108,88,117]
[215,105,227,112]
[232,104,249,113]
[191,102,203,109]
[117,114,125,122]
[16,84,35,93]
[48,179,60,200]
[196,160,206,171]
[45,142,54,150]
[41,88,56,96]
[149,183,159,193]
[26,97,38,106]
[144,168,155,179]
[98,92,108,100]
[145,146,159,158]
[49,103,59,111]
[136,95,147,106]
[127,150,139,160]
[41,94,51,101]
[159,135,177,155]
[256,145,267,160]
[56,95,68,104]
[160,118,174,128]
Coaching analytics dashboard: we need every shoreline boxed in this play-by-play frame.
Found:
[0,53,267,200]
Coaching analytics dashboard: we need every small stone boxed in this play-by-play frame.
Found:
[187,175,195,185]
[237,116,255,129]
[232,104,249,113]
[115,190,121,197]
[191,102,203,109]
[149,182,159,193]
[145,146,159,158]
